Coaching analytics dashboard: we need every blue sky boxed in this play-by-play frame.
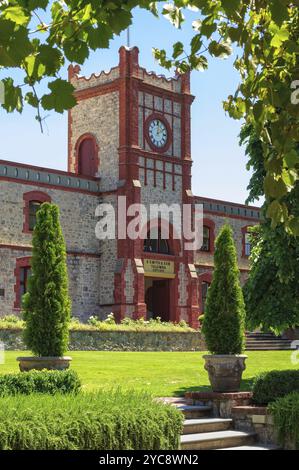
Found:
[0,7,258,206]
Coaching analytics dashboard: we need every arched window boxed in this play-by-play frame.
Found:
[201,226,211,252]
[14,257,31,309]
[198,272,213,314]
[144,228,170,254]
[23,191,51,233]
[200,219,215,253]
[76,134,98,177]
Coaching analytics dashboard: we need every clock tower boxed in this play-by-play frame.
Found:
[68,47,200,327]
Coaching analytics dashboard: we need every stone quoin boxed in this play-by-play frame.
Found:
[0,47,261,326]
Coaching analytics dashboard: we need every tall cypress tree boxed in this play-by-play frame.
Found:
[23,203,71,356]
[202,224,245,355]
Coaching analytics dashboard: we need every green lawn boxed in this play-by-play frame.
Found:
[1,350,297,397]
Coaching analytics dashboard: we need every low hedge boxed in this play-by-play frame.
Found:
[269,392,299,449]
[0,391,183,450]
[0,370,81,396]
[252,369,299,405]
[0,314,195,332]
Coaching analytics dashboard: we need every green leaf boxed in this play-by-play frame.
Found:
[3,7,30,26]
[221,0,240,16]
[191,55,208,72]
[25,91,39,108]
[41,79,76,113]
[0,22,32,67]
[288,217,299,236]
[201,17,217,38]
[38,45,63,75]
[63,40,89,64]
[172,41,184,59]
[253,101,264,122]
[1,78,23,113]
[269,0,289,27]
[264,174,288,198]
[284,149,299,169]
[87,24,111,50]
[270,25,290,47]
[266,200,284,226]
[109,9,132,34]
[209,40,233,59]
[190,35,202,55]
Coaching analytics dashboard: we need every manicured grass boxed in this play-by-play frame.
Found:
[0,350,296,397]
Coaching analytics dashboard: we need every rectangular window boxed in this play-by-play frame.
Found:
[202,281,210,312]
[19,266,31,300]
[245,233,251,257]
[201,226,210,252]
[29,201,42,231]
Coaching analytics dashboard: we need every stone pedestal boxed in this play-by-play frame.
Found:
[185,391,252,418]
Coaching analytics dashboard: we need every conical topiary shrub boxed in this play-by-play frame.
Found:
[202,224,247,392]
[19,203,71,369]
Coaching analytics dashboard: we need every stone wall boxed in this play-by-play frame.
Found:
[0,180,100,252]
[0,329,206,352]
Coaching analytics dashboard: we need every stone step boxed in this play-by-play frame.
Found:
[177,405,212,419]
[246,345,292,350]
[220,444,280,450]
[183,418,232,434]
[180,430,256,450]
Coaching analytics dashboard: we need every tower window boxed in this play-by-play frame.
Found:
[77,135,98,177]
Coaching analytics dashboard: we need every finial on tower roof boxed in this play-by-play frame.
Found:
[126,27,130,48]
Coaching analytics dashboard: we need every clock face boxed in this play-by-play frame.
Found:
[148,119,168,149]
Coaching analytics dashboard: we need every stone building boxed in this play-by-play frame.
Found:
[0,47,261,327]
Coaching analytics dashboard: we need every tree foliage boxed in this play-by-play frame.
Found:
[0,0,152,122]
[241,123,299,333]
[23,202,71,356]
[156,1,299,234]
[202,224,246,355]
[1,1,299,232]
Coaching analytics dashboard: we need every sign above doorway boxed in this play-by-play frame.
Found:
[143,259,175,279]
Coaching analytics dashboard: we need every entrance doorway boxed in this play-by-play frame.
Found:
[144,278,170,322]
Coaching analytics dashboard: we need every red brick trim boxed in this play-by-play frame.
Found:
[23,191,51,233]
[144,113,172,154]
[74,80,120,102]
[200,218,215,253]
[74,133,99,175]
[14,256,31,309]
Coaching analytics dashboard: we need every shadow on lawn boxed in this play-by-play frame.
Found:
[173,378,255,397]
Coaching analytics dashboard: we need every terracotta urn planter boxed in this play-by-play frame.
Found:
[17,356,72,372]
[203,354,247,392]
